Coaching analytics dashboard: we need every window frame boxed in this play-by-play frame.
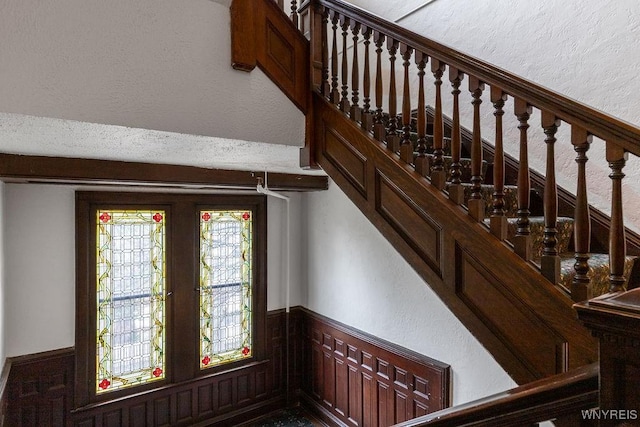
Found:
[75,192,267,407]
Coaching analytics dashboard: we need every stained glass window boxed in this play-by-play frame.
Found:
[96,210,166,393]
[199,210,253,369]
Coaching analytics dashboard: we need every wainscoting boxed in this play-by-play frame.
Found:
[2,308,449,426]
[300,309,450,427]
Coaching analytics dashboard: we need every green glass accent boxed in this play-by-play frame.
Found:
[199,210,253,369]
[96,210,166,393]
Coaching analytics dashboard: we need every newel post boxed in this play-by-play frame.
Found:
[230,0,257,72]
[575,289,640,425]
[299,0,322,170]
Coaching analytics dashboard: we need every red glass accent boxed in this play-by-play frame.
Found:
[202,355,210,366]
[99,378,111,390]
[153,213,163,223]
[152,367,163,377]
[99,212,111,223]
[242,212,250,220]
[202,212,211,222]
[242,346,250,356]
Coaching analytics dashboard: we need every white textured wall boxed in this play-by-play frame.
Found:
[303,181,516,405]
[5,185,76,355]
[3,184,301,357]
[0,0,304,147]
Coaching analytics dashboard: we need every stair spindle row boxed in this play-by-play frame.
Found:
[309,3,635,302]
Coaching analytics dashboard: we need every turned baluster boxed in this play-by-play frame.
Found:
[399,43,414,164]
[339,15,351,113]
[431,59,447,190]
[329,12,340,104]
[350,22,362,122]
[373,31,386,141]
[540,112,562,284]
[310,5,329,95]
[571,127,592,302]
[513,98,532,260]
[467,76,485,221]
[447,68,464,204]
[490,87,508,239]
[290,0,299,29]
[361,27,373,132]
[414,51,429,177]
[386,38,401,152]
[320,7,330,97]
[607,142,628,293]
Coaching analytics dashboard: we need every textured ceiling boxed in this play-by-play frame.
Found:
[0,0,319,176]
[0,112,324,175]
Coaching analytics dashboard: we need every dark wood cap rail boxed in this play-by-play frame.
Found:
[304,0,640,155]
[393,363,598,426]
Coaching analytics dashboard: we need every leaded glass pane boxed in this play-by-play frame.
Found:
[96,210,166,393]
[200,210,252,369]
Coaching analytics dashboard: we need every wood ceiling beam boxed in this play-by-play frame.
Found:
[0,154,328,191]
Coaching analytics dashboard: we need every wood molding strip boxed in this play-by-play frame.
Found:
[0,154,328,191]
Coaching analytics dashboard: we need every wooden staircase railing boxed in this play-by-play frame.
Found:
[232,0,640,421]
[393,362,599,426]
[299,0,640,303]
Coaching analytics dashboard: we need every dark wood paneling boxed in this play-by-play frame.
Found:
[575,289,640,417]
[376,170,442,277]
[301,309,450,427]
[4,309,298,427]
[231,0,310,113]
[5,348,74,427]
[314,93,598,383]
[324,127,368,197]
[455,242,568,377]
[0,154,328,191]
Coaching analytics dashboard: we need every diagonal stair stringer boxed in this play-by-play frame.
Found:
[312,93,597,385]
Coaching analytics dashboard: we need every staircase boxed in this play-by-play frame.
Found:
[233,0,640,395]
[397,108,640,299]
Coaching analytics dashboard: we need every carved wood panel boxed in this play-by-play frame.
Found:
[4,310,297,427]
[302,309,450,426]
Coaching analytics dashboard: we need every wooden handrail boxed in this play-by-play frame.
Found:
[300,0,640,302]
[393,363,599,426]
[308,0,640,156]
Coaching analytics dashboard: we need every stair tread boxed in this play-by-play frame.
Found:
[557,253,638,298]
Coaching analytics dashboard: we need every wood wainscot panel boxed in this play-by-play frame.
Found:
[3,309,295,427]
[5,348,74,427]
[323,126,368,198]
[454,242,568,378]
[375,169,443,278]
[300,308,450,427]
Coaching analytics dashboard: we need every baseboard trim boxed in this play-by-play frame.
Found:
[299,391,346,427]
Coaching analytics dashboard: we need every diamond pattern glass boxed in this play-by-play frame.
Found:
[199,210,253,369]
[96,210,166,393]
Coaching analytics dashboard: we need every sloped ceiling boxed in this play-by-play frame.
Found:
[0,0,316,175]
